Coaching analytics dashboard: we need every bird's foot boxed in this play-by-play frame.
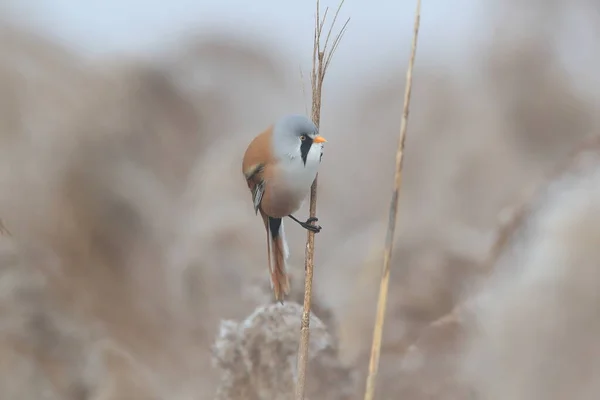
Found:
[288,214,323,233]
[299,217,322,233]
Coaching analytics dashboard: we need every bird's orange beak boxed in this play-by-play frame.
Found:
[313,136,327,143]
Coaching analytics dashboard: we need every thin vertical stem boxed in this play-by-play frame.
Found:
[295,1,349,399]
[363,1,422,399]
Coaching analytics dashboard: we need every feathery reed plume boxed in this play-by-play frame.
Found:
[378,136,600,398]
[295,1,349,399]
[213,302,355,400]
[363,1,422,400]
[461,135,600,400]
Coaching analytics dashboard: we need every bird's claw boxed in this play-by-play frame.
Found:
[301,217,322,233]
[308,225,322,233]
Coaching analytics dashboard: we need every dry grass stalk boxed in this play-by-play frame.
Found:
[363,1,422,400]
[295,1,349,399]
[0,219,9,236]
[461,135,600,400]
[384,136,600,378]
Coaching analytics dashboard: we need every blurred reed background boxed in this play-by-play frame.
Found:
[1,0,600,399]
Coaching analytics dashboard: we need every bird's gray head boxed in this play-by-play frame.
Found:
[271,114,327,162]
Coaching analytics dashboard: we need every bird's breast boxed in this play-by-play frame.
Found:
[264,149,321,217]
[282,145,322,193]
[282,162,318,192]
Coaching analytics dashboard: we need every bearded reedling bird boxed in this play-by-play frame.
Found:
[242,114,327,302]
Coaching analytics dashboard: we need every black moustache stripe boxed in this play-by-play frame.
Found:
[300,137,313,166]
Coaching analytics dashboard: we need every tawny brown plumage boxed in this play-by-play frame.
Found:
[258,208,290,301]
[243,127,307,218]
[243,126,290,301]
[242,114,325,303]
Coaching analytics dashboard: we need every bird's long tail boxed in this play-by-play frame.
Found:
[260,210,290,302]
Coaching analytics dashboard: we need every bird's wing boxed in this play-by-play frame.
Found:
[245,163,265,214]
[242,126,275,215]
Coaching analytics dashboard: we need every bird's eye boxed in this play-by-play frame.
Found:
[300,135,306,141]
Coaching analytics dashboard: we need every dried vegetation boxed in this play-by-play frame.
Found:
[1,0,600,398]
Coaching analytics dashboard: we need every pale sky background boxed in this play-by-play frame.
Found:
[1,0,489,70]
[2,0,598,93]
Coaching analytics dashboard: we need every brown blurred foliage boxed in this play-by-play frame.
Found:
[1,0,600,398]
